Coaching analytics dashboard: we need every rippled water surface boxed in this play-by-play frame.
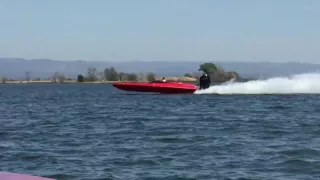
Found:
[1,84,320,180]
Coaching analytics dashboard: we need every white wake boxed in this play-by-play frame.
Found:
[194,73,320,94]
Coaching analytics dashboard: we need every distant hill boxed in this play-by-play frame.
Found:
[0,58,320,79]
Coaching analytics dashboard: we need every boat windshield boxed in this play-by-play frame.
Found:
[151,80,166,83]
[151,80,182,83]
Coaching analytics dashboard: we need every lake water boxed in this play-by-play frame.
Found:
[1,84,320,180]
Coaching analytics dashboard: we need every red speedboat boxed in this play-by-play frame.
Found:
[113,81,198,94]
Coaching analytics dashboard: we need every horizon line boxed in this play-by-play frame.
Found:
[0,57,319,65]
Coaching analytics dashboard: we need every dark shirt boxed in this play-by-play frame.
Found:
[199,75,211,89]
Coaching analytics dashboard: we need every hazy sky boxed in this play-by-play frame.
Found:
[0,0,319,62]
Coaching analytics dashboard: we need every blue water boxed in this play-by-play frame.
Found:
[1,84,320,180]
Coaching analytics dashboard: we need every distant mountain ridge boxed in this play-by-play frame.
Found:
[0,58,320,79]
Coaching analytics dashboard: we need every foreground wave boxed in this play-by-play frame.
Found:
[194,72,320,95]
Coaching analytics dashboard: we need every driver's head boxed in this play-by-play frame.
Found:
[203,72,207,76]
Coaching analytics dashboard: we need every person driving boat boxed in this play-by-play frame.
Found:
[199,72,211,89]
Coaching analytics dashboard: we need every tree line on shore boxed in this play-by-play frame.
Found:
[76,67,159,82]
[0,67,175,83]
[0,63,243,84]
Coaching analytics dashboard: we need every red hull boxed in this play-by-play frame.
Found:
[113,81,197,94]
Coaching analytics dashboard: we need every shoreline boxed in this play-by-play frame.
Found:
[0,76,198,84]
[0,80,198,85]
[0,77,257,85]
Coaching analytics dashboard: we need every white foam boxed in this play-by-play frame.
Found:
[194,73,320,94]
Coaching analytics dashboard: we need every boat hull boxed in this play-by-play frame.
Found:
[113,82,197,94]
